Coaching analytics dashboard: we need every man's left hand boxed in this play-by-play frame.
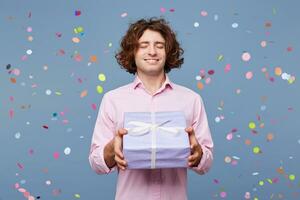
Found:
[185,127,203,167]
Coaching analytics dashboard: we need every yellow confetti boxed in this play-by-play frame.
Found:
[253,146,261,154]
[98,73,106,81]
[97,85,103,94]
[289,174,295,181]
[248,122,256,129]
[74,194,81,198]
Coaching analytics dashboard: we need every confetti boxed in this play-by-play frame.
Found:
[241,52,251,62]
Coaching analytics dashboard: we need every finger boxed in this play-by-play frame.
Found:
[115,155,127,166]
[117,128,128,137]
[188,153,198,162]
[190,143,196,154]
[115,149,124,159]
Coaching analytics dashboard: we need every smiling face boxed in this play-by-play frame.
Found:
[134,29,166,76]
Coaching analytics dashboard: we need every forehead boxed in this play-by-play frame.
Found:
[138,29,165,43]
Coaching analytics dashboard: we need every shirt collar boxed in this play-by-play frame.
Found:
[132,74,173,90]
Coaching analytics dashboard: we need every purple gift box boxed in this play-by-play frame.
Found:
[123,111,190,169]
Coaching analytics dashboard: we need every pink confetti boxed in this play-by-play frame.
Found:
[9,109,14,118]
[242,52,251,62]
[220,191,227,198]
[200,10,208,16]
[226,133,233,140]
[18,188,26,193]
[9,96,14,102]
[15,183,20,189]
[55,32,62,38]
[21,55,28,61]
[160,7,166,13]
[169,8,175,12]
[208,70,214,75]
[91,103,97,110]
[53,152,60,159]
[245,71,253,80]
[224,64,231,73]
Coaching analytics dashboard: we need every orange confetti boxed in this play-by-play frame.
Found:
[277,167,285,174]
[197,82,204,90]
[90,55,97,62]
[245,139,251,145]
[10,77,17,83]
[267,133,274,141]
[80,90,88,98]
[274,67,282,76]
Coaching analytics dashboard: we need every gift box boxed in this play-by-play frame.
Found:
[123,111,190,169]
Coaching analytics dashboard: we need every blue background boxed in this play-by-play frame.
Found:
[1,0,299,199]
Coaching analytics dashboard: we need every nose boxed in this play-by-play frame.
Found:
[148,45,157,56]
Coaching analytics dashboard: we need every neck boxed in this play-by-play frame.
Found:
[137,72,166,95]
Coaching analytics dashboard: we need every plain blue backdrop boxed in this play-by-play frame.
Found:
[1,0,299,199]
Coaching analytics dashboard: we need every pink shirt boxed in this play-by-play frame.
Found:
[89,74,214,200]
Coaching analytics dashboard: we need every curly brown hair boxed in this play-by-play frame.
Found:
[115,17,184,74]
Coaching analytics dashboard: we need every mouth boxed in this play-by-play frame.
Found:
[144,58,160,64]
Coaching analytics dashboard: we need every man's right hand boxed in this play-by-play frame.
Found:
[114,128,128,170]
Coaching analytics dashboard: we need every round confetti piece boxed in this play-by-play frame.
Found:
[260,40,267,47]
[195,75,201,81]
[253,146,261,154]
[208,70,214,75]
[274,67,282,76]
[220,191,227,198]
[224,156,231,163]
[169,8,175,12]
[258,181,264,186]
[46,180,51,185]
[254,197,259,200]
[288,76,296,84]
[96,85,103,94]
[72,37,80,43]
[245,139,251,145]
[28,36,33,42]
[232,22,238,28]
[74,194,81,198]
[53,152,60,159]
[160,7,166,13]
[27,27,32,32]
[245,71,253,79]
[197,82,204,90]
[205,77,211,84]
[64,147,71,155]
[242,52,251,62]
[214,14,218,21]
[281,72,290,80]
[108,42,113,47]
[289,174,295,181]
[248,122,256,129]
[98,73,106,81]
[200,10,208,16]
[194,22,199,27]
[121,12,128,18]
[15,132,21,139]
[226,133,233,140]
[90,55,97,62]
[215,116,220,123]
[12,68,21,76]
[287,46,293,52]
[267,133,274,141]
[45,89,52,95]
[26,49,32,55]
[244,192,251,199]
[260,105,266,111]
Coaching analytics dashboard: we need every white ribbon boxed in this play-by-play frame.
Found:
[125,120,185,169]
[126,121,184,136]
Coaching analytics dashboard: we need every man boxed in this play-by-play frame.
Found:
[89,17,213,200]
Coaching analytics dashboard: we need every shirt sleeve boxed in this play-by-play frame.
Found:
[189,94,214,175]
[88,93,117,174]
